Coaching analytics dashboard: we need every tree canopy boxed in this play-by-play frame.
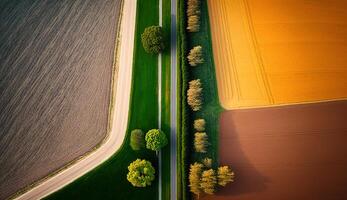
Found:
[194,118,206,132]
[141,26,165,54]
[189,162,204,197]
[187,79,203,111]
[145,129,168,151]
[130,129,145,151]
[200,169,217,195]
[127,159,155,187]
[217,166,235,186]
[187,46,204,66]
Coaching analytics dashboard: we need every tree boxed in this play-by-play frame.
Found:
[217,166,235,186]
[130,129,145,151]
[187,15,200,32]
[189,162,204,197]
[187,46,204,66]
[187,79,203,111]
[187,0,201,32]
[127,159,155,187]
[200,169,217,195]
[141,26,165,54]
[187,0,200,17]
[194,132,208,153]
[194,118,206,132]
[202,157,212,168]
[145,129,168,151]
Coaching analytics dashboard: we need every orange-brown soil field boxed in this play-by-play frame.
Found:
[202,100,347,200]
[208,0,347,109]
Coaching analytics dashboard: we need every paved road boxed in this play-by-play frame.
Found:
[14,1,137,199]
[170,0,178,199]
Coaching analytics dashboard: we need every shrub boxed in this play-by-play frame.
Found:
[187,79,202,111]
[188,162,204,197]
[130,129,145,150]
[187,0,200,17]
[200,169,217,195]
[194,118,206,132]
[145,129,168,151]
[194,132,208,153]
[187,46,204,66]
[187,15,200,32]
[187,0,201,32]
[217,166,235,187]
[127,159,155,187]
[141,26,165,54]
[202,157,212,168]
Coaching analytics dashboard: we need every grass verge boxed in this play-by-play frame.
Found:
[160,0,171,199]
[45,0,159,199]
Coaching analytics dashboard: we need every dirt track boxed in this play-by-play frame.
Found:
[202,100,347,200]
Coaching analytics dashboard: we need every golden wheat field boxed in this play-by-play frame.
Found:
[208,0,347,109]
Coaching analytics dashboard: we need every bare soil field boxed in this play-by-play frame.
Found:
[0,0,121,198]
[202,100,347,200]
[208,0,347,109]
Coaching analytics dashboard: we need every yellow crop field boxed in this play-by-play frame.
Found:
[208,0,347,109]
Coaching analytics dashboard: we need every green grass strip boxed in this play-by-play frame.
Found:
[160,0,172,200]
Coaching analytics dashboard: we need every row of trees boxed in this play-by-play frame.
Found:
[184,1,236,198]
[187,45,204,111]
[127,25,169,189]
[127,129,168,187]
[130,129,168,152]
[187,0,201,32]
[193,118,208,153]
[189,162,235,198]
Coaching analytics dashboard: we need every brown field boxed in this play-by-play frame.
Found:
[201,100,347,200]
[208,0,347,109]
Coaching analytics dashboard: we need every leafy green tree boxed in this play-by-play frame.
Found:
[145,129,168,151]
[217,166,235,186]
[127,159,155,187]
[189,162,204,197]
[141,26,165,54]
[200,169,217,195]
[130,129,145,151]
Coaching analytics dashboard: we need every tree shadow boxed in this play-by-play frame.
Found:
[213,110,269,197]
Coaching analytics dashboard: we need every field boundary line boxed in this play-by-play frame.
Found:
[225,97,347,111]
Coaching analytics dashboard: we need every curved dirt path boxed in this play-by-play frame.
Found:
[15,1,137,199]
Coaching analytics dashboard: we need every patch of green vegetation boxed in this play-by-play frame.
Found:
[177,0,223,199]
[160,0,171,200]
[45,0,159,199]
[177,0,189,199]
[188,0,223,166]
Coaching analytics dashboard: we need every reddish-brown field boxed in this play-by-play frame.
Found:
[202,100,347,200]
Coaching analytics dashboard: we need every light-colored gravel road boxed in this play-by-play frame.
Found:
[14,0,137,199]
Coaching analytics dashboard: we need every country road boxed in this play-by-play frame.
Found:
[14,1,137,199]
[170,0,178,199]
